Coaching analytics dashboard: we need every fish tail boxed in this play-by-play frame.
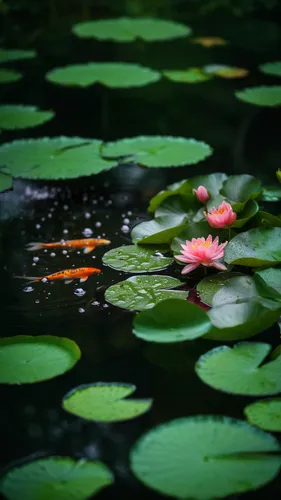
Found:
[26,242,45,251]
[14,275,41,284]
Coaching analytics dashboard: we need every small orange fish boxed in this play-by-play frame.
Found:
[26,238,111,254]
[191,37,227,48]
[15,267,101,284]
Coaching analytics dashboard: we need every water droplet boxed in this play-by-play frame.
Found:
[62,250,68,255]
[33,256,39,263]
[83,228,93,237]
[50,252,56,257]
[35,224,41,229]
[42,277,48,283]
[47,213,52,219]
[91,301,100,306]
[95,221,102,228]
[84,212,91,219]
[35,299,40,304]
[123,218,130,224]
[121,225,130,233]
[127,210,132,216]
[78,307,85,313]
[74,288,86,297]
[63,229,68,234]
[63,205,68,211]
[23,286,34,293]
[103,304,109,308]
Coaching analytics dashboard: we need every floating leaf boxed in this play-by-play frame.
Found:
[252,210,281,228]
[46,62,160,88]
[190,36,227,47]
[259,61,281,77]
[133,298,212,343]
[163,68,211,83]
[0,457,113,500]
[72,17,191,42]
[102,244,173,273]
[130,415,281,500]
[221,174,262,206]
[225,227,281,267]
[232,199,259,228]
[0,169,13,193]
[254,267,281,300]
[189,172,228,197]
[155,195,198,220]
[235,86,281,106]
[211,275,260,307]
[0,137,117,179]
[132,215,187,244]
[171,221,228,256]
[0,68,22,83]
[244,398,281,432]
[105,275,188,311]
[0,105,54,130]
[196,342,281,395]
[148,179,193,213]
[261,185,281,201]
[0,335,80,384]
[102,136,213,168]
[63,383,152,422]
[197,272,243,306]
[0,48,36,63]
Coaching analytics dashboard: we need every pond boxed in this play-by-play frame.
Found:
[1,2,281,500]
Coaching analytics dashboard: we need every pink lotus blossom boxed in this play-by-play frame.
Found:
[204,201,237,228]
[193,185,209,203]
[175,235,228,275]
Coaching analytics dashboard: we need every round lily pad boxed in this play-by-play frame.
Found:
[0,48,36,63]
[72,17,191,42]
[46,62,160,88]
[0,137,117,179]
[254,267,281,300]
[102,244,173,273]
[163,68,211,83]
[133,298,212,343]
[195,342,281,395]
[105,275,188,311]
[225,227,281,267]
[0,335,81,384]
[63,383,152,422]
[0,68,22,83]
[130,415,281,499]
[0,169,13,193]
[0,105,54,130]
[131,215,187,244]
[244,398,281,432]
[259,61,281,77]
[148,179,193,213]
[197,272,243,306]
[220,174,261,204]
[0,456,113,500]
[102,136,213,167]
[235,86,281,106]
[261,185,281,201]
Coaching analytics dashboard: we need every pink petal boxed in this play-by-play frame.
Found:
[211,261,227,270]
[181,263,200,274]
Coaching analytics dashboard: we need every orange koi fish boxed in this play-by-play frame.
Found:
[15,267,101,284]
[26,238,111,254]
[190,36,227,48]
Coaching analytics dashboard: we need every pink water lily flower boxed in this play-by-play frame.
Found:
[204,201,237,228]
[175,235,228,274]
[193,185,209,203]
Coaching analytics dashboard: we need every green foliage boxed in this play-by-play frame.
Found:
[0,169,12,193]
[0,68,22,83]
[102,244,173,272]
[259,61,281,77]
[235,86,281,106]
[225,227,281,267]
[254,267,281,300]
[0,105,54,130]
[244,398,281,432]
[197,272,243,306]
[261,185,281,201]
[163,68,211,83]
[132,215,187,244]
[0,48,36,63]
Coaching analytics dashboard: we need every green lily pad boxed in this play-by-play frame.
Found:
[197,272,243,306]
[277,169,281,183]
[63,383,152,422]
[148,179,193,213]
[235,86,281,106]
[0,170,13,193]
[0,48,36,63]
[46,62,160,88]
[72,17,191,42]
[254,267,281,300]
[0,457,113,500]
[0,105,54,130]
[261,185,281,201]
[0,137,117,179]
[221,174,262,205]
[195,342,281,395]
[225,227,281,267]
[163,68,211,83]
[132,215,187,244]
[155,195,199,220]
[130,415,281,500]
[232,199,259,228]
[0,68,22,83]
[0,335,80,384]
[211,275,259,306]
[105,275,188,311]
[189,172,228,197]
[259,61,281,77]
[171,221,228,256]
[102,244,173,273]
[244,398,281,432]
[133,298,212,343]
[252,211,281,228]
[102,136,213,168]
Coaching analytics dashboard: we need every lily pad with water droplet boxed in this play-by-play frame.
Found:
[102,136,213,167]
[221,174,262,207]
[103,244,173,273]
[0,169,12,193]
[63,383,152,422]
[73,17,191,42]
[0,137,117,179]
[154,195,199,220]
[105,275,188,311]
[0,68,22,83]
[197,272,243,306]
[133,298,212,343]
[148,179,193,213]
[130,415,281,500]
[0,456,113,500]
[195,342,281,395]
[0,335,80,384]
[225,227,281,267]
[261,185,281,201]
[254,267,281,300]
[46,62,160,88]
[259,61,281,77]
[0,105,54,130]
[163,68,211,83]
[244,398,281,432]
[132,215,187,244]
[0,48,36,63]
[235,86,281,106]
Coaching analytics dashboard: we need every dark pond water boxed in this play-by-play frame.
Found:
[1,2,281,499]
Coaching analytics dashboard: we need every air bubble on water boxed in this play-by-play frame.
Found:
[50,207,55,212]
[82,194,88,202]
[91,301,100,306]
[123,218,130,224]
[35,224,41,229]
[83,228,93,237]
[99,196,104,201]
[66,255,70,258]
[107,200,112,205]
[127,210,132,216]
[48,213,52,219]
[33,256,39,263]
[35,299,40,304]
[77,251,81,254]
[50,252,56,257]
[60,239,66,245]
[54,201,59,206]
[85,212,91,219]
[23,286,34,293]
[105,214,110,219]
[44,249,48,253]
[63,205,68,211]
[74,288,86,297]
[62,250,68,255]
[122,213,125,217]
[42,278,48,283]
[103,304,109,308]
[92,255,96,259]
[78,308,85,313]
[32,263,36,266]
[63,229,68,234]
[92,199,98,205]
[95,221,102,228]
[41,217,45,221]
[121,225,130,233]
